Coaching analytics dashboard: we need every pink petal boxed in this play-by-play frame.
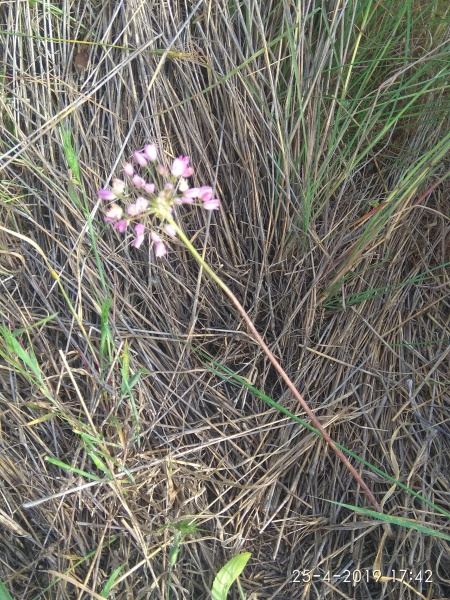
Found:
[164,223,177,238]
[199,186,214,201]
[156,164,169,177]
[112,179,126,196]
[132,175,146,188]
[132,234,145,249]
[104,203,123,222]
[144,183,155,194]
[127,203,139,216]
[135,196,149,212]
[203,198,220,210]
[123,162,135,177]
[98,188,116,201]
[171,156,191,177]
[171,158,185,177]
[134,223,145,236]
[133,151,147,167]
[178,178,189,192]
[175,195,194,204]
[143,144,158,162]
[114,219,128,233]
[183,187,200,199]
[154,241,167,257]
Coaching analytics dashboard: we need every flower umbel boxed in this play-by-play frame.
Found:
[99,146,220,253]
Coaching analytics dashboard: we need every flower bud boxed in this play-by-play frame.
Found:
[132,175,146,188]
[133,151,147,167]
[112,178,126,195]
[98,188,116,201]
[143,144,158,162]
[123,162,135,177]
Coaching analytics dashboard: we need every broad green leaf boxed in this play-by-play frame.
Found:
[0,580,14,600]
[211,553,251,600]
[169,531,181,569]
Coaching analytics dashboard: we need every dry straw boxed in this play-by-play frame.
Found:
[0,0,449,598]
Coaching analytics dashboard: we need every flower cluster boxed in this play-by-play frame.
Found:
[98,144,220,255]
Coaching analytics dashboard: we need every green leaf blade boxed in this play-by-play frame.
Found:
[211,553,251,600]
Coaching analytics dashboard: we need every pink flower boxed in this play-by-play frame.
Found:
[132,175,146,188]
[203,198,220,210]
[183,186,213,200]
[178,178,189,192]
[132,223,146,248]
[114,219,128,233]
[164,223,177,238]
[171,156,194,178]
[175,195,194,204]
[123,162,135,177]
[182,186,218,207]
[183,187,200,199]
[127,196,149,216]
[133,151,147,167]
[154,242,167,257]
[127,204,138,216]
[101,146,219,253]
[135,196,149,212]
[104,203,123,223]
[132,235,145,249]
[143,144,158,162]
[98,188,116,201]
[157,164,169,177]
[112,178,126,195]
[199,186,214,201]
[151,232,167,257]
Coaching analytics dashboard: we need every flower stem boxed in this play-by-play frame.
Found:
[169,218,381,512]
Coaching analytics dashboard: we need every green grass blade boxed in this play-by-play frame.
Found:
[45,457,103,482]
[100,296,113,367]
[0,325,42,381]
[84,450,113,480]
[100,563,126,598]
[60,123,108,293]
[327,501,450,541]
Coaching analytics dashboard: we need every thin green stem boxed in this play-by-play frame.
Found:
[168,217,381,512]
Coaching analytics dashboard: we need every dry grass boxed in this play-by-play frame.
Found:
[1,1,450,598]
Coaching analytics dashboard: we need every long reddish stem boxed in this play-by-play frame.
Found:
[173,220,381,512]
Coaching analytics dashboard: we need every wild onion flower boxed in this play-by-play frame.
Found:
[97,144,380,513]
[99,145,220,254]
